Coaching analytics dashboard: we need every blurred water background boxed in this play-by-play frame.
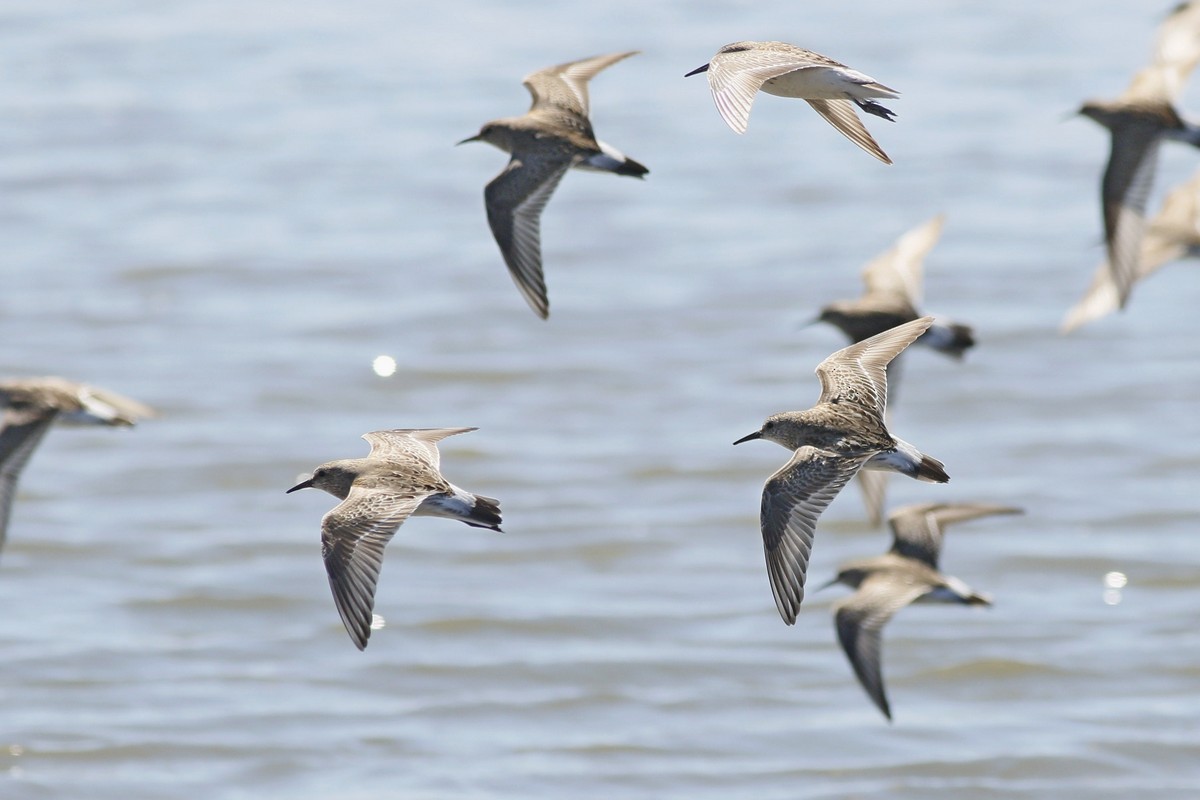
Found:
[0,1,1197,797]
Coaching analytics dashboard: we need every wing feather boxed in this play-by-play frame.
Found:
[321,487,427,650]
[760,448,870,624]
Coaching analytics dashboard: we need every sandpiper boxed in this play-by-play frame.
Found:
[1063,168,1200,331]
[685,40,899,163]
[1079,1,1200,310]
[813,214,973,526]
[287,428,501,650]
[0,377,155,552]
[815,215,974,360]
[460,50,648,319]
[733,317,948,624]
[825,502,1021,720]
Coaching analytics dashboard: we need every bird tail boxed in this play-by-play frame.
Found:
[581,140,649,178]
[916,452,950,483]
[943,577,992,606]
[926,579,992,606]
[419,486,503,531]
[466,494,503,531]
[868,438,949,483]
[921,322,975,359]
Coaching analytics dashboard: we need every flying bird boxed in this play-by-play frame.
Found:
[815,214,974,360]
[733,317,948,624]
[0,377,154,553]
[1078,1,1200,310]
[825,502,1021,720]
[460,50,648,319]
[287,428,502,650]
[813,214,973,525]
[685,40,899,163]
[1063,168,1200,331]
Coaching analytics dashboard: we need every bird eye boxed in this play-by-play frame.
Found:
[763,421,775,430]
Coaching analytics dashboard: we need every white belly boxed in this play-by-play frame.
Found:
[760,66,891,100]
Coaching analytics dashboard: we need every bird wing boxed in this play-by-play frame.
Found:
[760,447,871,624]
[1060,260,1126,334]
[815,316,933,416]
[1123,1,1200,103]
[523,50,639,118]
[834,573,929,720]
[484,155,571,319]
[704,47,831,134]
[320,485,428,650]
[860,214,946,307]
[804,99,892,164]
[362,428,478,470]
[887,502,1023,568]
[76,384,156,426]
[1101,120,1163,308]
[0,408,58,554]
[1063,168,1200,331]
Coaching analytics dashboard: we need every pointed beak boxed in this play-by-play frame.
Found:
[286,477,315,494]
[800,313,823,328]
[732,430,762,445]
[456,134,480,146]
[684,63,710,78]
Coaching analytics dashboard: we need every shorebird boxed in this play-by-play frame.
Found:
[813,214,973,525]
[1078,1,1200,310]
[815,215,974,360]
[0,377,155,553]
[733,317,948,624]
[824,502,1021,720]
[685,40,899,163]
[287,428,501,650]
[1063,168,1200,331]
[460,50,648,319]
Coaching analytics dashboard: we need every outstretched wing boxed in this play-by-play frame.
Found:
[1100,119,1163,309]
[760,447,871,624]
[860,214,945,306]
[0,409,58,554]
[834,574,928,720]
[1063,167,1200,331]
[362,427,478,469]
[815,316,933,416]
[704,43,851,135]
[523,50,639,118]
[1123,1,1200,103]
[484,155,572,319]
[805,99,892,164]
[887,502,1023,568]
[321,486,429,650]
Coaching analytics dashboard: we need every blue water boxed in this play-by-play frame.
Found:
[1,1,1198,798]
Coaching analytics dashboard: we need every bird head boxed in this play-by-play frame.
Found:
[286,460,359,500]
